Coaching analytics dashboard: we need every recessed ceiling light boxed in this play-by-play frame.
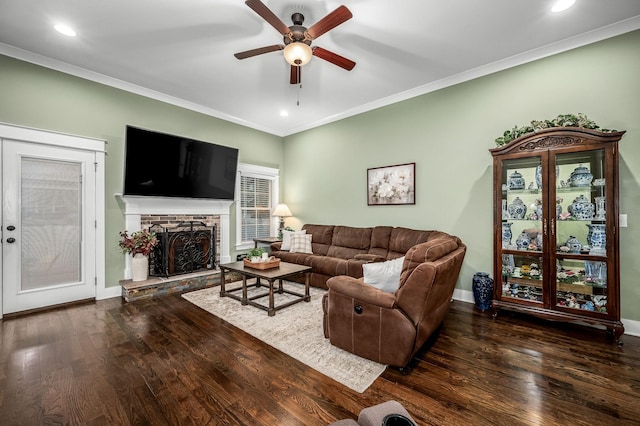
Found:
[280,110,289,117]
[54,24,76,37]
[551,0,576,13]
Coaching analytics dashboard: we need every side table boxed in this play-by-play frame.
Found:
[253,237,282,248]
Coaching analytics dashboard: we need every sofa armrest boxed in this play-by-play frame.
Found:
[327,276,396,309]
[353,254,386,263]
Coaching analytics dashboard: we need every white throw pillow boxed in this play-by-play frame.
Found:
[290,233,313,254]
[362,256,405,293]
[281,229,306,251]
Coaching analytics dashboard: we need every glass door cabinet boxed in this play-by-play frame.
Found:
[489,128,625,343]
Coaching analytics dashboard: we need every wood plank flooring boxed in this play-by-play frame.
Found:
[1,288,639,425]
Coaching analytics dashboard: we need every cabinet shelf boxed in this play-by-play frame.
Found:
[490,127,625,343]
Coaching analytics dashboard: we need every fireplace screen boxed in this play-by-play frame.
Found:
[149,221,216,277]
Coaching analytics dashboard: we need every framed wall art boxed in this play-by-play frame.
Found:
[367,162,415,206]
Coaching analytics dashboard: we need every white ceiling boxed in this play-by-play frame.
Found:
[1,0,639,137]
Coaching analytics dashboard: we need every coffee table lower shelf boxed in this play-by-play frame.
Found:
[218,260,312,316]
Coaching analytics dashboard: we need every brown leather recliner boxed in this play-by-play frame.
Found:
[322,236,466,367]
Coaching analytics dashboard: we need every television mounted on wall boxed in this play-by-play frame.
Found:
[123,126,238,200]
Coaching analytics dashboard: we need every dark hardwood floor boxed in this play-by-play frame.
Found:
[1,287,639,425]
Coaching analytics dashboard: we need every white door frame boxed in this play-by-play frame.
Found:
[0,122,106,319]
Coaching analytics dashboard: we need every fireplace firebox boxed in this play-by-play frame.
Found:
[148,221,217,277]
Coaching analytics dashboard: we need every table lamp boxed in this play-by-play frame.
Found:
[272,203,293,233]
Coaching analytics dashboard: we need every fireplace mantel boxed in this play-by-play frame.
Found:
[115,194,233,278]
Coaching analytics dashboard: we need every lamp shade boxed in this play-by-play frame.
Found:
[283,42,312,66]
[273,203,293,217]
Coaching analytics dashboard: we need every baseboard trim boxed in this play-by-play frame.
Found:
[452,288,639,338]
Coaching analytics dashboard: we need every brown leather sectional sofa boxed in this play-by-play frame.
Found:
[271,224,467,367]
[270,224,458,289]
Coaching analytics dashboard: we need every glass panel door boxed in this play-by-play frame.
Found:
[500,155,544,305]
[553,148,608,312]
[21,158,82,290]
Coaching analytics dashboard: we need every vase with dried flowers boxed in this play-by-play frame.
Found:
[119,229,158,281]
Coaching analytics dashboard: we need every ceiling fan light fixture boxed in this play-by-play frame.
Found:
[551,0,576,13]
[54,24,76,37]
[283,42,312,66]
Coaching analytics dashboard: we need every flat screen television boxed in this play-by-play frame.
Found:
[123,126,238,200]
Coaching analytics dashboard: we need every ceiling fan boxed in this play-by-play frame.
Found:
[234,0,356,84]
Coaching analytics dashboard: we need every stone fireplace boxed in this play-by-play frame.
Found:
[116,195,232,280]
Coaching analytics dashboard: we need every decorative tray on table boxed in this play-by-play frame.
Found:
[243,257,281,270]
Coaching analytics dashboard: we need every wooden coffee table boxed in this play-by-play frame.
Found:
[218,260,311,316]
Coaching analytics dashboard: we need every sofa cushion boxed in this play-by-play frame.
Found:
[275,250,315,265]
[363,256,405,293]
[290,233,313,253]
[281,229,306,251]
[302,224,334,256]
[307,255,349,277]
[388,228,445,257]
[368,226,393,258]
[327,226,372,259]
[331,226,372,249]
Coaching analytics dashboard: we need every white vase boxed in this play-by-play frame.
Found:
[131,253,149,282]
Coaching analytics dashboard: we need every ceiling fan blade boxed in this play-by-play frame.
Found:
[245,0,291,35]
[312,47,356,71]
[307,5,352,39]
[290,65,301,85]
[234,44,284,60]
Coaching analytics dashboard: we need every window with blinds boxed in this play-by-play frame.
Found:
[240,175,273,242]
[235,164,279,249]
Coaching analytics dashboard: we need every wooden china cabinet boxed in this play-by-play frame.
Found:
[489,127,626,343]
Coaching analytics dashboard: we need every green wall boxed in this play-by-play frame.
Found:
[1,30,638,322]
[0,54,283,289]
[282,30,640,320]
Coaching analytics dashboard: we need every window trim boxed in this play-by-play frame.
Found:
[235,163,279,251]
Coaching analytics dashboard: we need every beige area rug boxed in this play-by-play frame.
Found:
[182,281,386,393]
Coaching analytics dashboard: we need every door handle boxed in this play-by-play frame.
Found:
[6,237,16,243]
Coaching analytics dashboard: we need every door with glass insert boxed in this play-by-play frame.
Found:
[2,140,96,314]
[551,149,610,314]
[499,155,546,306]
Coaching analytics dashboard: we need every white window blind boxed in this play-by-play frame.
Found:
[240,175,272,241]
[235,164,279,249]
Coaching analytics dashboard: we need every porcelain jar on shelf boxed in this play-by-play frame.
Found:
[568,195,594,220]
[589,224,606,250]
[515,231,531,250]
[501,223,513,248]
[507,170,525,190]
[565,236,582,254]
[507,197,527,219]
[568,164,593,187]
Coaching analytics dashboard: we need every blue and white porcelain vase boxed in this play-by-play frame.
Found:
[568,164,593,187]
[507,171,525,190]
[501,223,513,248]
[508,197,527,219]
[535,165,543,189]
[472,272,494,311]
[589,224,606,249]
[568,195,595,220]
[565,236,582,254]
[515,231,531,250]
